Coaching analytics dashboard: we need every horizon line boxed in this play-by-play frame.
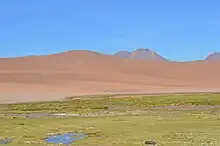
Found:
[0,48,219,62]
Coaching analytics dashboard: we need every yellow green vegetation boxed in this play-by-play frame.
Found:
[5,93,220,113]
[0,93,220,146]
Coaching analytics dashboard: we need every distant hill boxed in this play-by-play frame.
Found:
[1,49,220,104]
[114,51,131,58]
[114,48,168,61]
[205,52,220,61]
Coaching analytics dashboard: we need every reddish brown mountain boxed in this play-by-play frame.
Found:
[114,51,131,58]
[0,50,220,104]
[114,48,168,61]
[205,52,220,61]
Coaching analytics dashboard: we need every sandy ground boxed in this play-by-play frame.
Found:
[0,50,220,104]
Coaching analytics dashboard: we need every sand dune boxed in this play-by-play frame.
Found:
[0,50,220,104]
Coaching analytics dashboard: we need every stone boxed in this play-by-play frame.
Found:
[144,140,157,146]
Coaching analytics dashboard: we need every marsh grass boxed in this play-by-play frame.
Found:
[1,93,220,145]
[5,93,220,113]
[1,111,220,146]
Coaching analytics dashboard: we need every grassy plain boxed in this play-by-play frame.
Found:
[1,93,220,146]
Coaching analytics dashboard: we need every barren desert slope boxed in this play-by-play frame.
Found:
[0,50,220,104]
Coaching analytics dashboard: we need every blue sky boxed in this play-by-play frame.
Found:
[0,0,220,61]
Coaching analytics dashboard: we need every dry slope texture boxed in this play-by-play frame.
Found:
[0,50,220,103]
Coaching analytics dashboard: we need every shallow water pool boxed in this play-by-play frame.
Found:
[45,132,87,145]
[0,139,12,144]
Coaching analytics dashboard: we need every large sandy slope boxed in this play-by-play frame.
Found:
[0,50,220,104]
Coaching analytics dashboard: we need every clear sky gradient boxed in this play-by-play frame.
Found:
[0,0,220,61]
